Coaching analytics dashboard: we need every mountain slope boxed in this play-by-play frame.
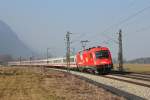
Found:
[0,20,33,57]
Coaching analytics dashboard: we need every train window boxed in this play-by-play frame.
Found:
[70,58,74,62]
[53,60,61,63]
[63,59,66,63]
[95,50,109,59]
[49,61,52,63]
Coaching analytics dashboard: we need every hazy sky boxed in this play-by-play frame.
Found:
[0,0,150,59]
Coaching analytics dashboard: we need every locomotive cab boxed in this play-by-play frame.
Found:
[76,46,113,74]
[94,49,113,73]
[95,50,111,64]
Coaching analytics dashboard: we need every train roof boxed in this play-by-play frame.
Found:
[8,56,76,63]
[78,46,109,53]
[36,56,75,61]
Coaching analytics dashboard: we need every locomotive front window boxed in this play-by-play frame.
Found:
[95,50,109,59]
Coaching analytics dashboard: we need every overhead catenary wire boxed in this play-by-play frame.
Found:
[89,5,150,43]
[135,25,150,33]
[71,33,87,44]
[71,4,150,51]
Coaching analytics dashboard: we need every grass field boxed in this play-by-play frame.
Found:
[0,66,124,100]
[114,64,150,73]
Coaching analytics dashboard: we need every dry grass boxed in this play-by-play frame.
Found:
[0,66,125,100]
[114,64,150,73]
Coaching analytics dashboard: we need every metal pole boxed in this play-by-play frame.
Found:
[47,48,49,64]
[118,29,123,72]
[66,32,72,72]
[19,56,21,65]
[81,40,90,50]
[30,57,32,64]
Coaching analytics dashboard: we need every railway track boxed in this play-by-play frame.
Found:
[102,75,150,88]
[46,67,150,100]
[110,73,150,82]
[130,73,150,79]
[110,70,150,82]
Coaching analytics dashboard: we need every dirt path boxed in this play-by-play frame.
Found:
[0,67,125,100]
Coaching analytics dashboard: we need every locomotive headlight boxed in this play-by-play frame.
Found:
[100,61,106,64]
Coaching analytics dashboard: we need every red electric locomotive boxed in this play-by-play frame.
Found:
[76,46,113,74]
